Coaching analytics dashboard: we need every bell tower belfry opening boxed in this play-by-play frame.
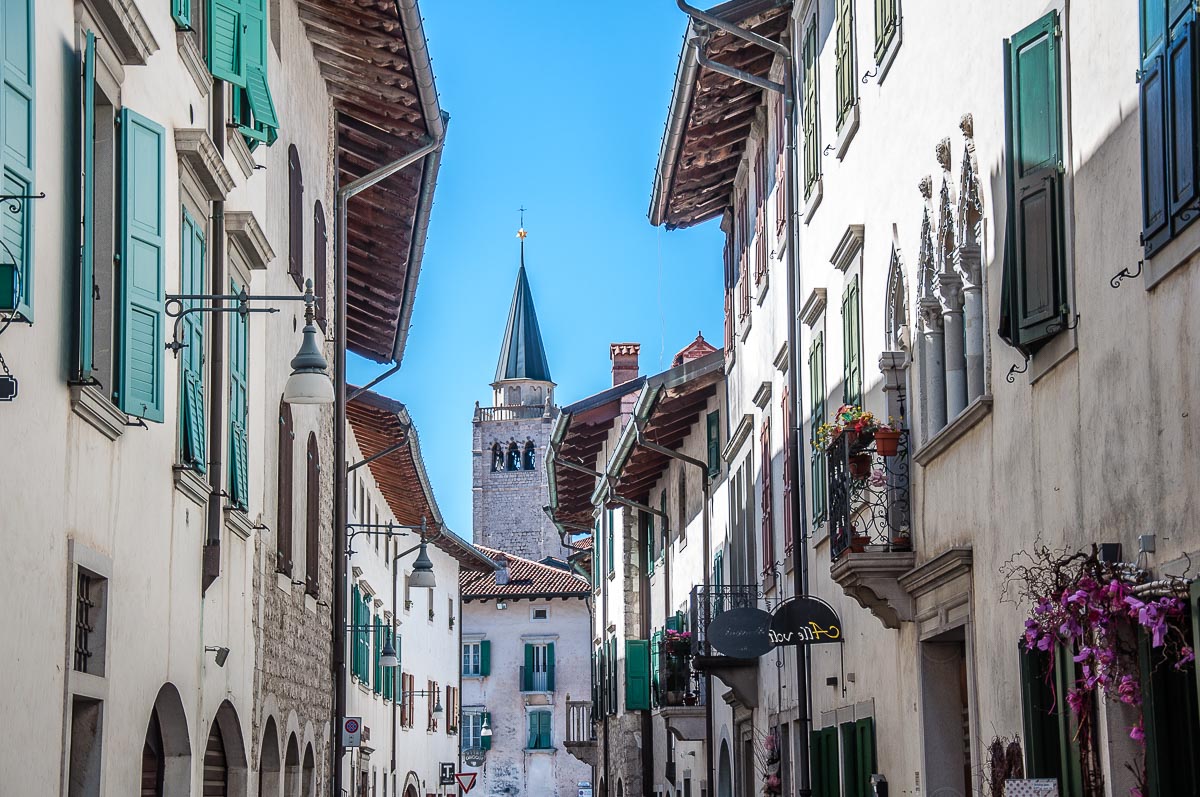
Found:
[471,225,565,562]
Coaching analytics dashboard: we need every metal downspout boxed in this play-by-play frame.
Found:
[203,80,227,594]
[331,132,444,797]
[670,4,811,793]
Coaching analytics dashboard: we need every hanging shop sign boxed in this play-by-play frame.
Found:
[768,597,843,645]
[440,763,455,786]
[707,607,776,658]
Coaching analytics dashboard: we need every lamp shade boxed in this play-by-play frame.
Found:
[283,318,334,405]
[380,639,399,668]
[409,541,436,589]
[480,720,492,738]
[433,697,444,715]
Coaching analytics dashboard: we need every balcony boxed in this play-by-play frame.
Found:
[520,665,555,694]
[826,429,916,629]
[563,700,597,767]
[688,584,763,709]
[475,404,547,422]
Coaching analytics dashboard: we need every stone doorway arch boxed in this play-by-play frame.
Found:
[258,717,281,797]
[204,700,249,797]
[141,683,191,797]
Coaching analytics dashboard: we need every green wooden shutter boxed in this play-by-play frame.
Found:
[523,643,534,691]
[116,109,166,422]
[77,30,96,375]
[855,718,876,795]
[713,551,724,614]
[649,630,662,708]
[228,278,249,509]
[373,616,383,694]
[1004,12,1067,350]
[646,513,655,575]
[1141,0,1170,248]
[481,712,491,749]
[802,18,820,198]
[840,722,859,797]
[1192,579,1200,711]
[834,0,856,128]
[480,640,491,676]
[207,0,245,86]
[1019,642,1062,778]
[350,585,361,678]
[625,640,650,710]
[172,0,191,29]
[541,710,553,749]
[0,0,36,318]
[809,333,827,523]
[874,0,897,63]
[841,277,861,407]
[607,509,615,576]
[824,727,841,797]
[706,410,721,476]
[546,643,556,691]
[1053,643,1085,797]
[180,211,206,471]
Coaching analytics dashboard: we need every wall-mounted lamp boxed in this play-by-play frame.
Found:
[205,646,230,667]
[481,717,492,740]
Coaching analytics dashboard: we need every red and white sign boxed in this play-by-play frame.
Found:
[454,773,477,793]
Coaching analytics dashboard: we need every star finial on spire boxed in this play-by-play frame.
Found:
[517,205,527,240]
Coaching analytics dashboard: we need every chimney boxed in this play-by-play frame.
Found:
[610,343,640,387]
[494,553,510,585]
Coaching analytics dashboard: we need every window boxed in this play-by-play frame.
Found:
[523,440,536,470]
[400,672,415,728]
[677,470,687,544]
[445,687,459,734]
[75,35,167,422]
[660,491,669,554]
[461,712,484,750]
[706,410,721,478]
[738,194,752,320]
[774,92,787,234]
[712,551,725,614]
[73,569,108,676]
[426,680,438,731]
[373,615,383,695]
[760,418,774,574]
[491,442,503,472]
[527,710,552,750]
[522,642,555,692]
[841,276,862,407]
[177,210,208,472]
[0,0,35,319]
[276,401,294,575]
[874,0,899,64]
[802,16,821,199]
[607,509,615,576]
[228,278,250,511]
[781,389,794,553]
[809,333,827,524]
[313,201,327,328]
[531,607,549,621]
[305,433,320,596]
[1139,0,1200,257]
[754,148,767,284]
[834,0,857,129]
[382,627,397,702]
[999,12,1069,352]
[219,0,279,148]
[646,508,656,576]
[507,442,520,470]
[462,640,490,676]
[287,145,304,288]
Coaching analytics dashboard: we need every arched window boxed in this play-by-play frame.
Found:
[277,401,294,576]
[203,721,228,796]
[305,433,320,596]
[884,247,909,353]
[287,144,304,289]
[313,200,327,328]
[491,443,503,472]
[507,442,521,471]
[523,440,536,471]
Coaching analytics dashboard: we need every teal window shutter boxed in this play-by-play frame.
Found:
[171,0,191,29]
[809,333,827,523]
[115,108,166,422]
[522,643,534,691]
[228,278,249,509]
[874,0,898,63]
[480,640,491,676]
[801,17,820,199]
[77,30,96,376]
[607,509,615,576]
[539,710,552,748]
[0,0,36,318]
[706,410,721,477]
[350,585,361,678]
[207,0,246,86]
[180,210,206,471]
[546,642,556,691]
[1000,12,1067,351]
[373,616,383,695]
[228,0,278,145]
[834,0,857,129]
[624,639,650,711]
[646,513,655,575]
[649,630,662,708]
[713,551,724,614]
[841,277,861,407]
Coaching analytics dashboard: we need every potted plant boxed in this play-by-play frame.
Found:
[664,629,692,655]
[848,452,873,479]
[874,418,903,457]
[817,405,879,452]
[682,691,698,706]
[848,525,871,553]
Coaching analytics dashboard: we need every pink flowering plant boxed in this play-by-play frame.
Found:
[1003,546,1194,796]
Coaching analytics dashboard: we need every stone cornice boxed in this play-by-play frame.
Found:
[831,224,865,272]
[800,288,827,328]
[225,211,275,271]
[176,129,234,201]
[87,0,159,65]
[899,547,973,598]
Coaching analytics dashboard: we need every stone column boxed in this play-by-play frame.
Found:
[956,244,985,403]
[918,299,946,435]
[878,350,909,428]
[937,272,967,419]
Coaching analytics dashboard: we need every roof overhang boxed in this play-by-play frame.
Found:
[297,0,446,363]
[649,0,790,230]
[347,389,495,572]
[596,350,726,503]
[545,377,648,534]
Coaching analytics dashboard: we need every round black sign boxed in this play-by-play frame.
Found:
[707,606,776,659]
[768,597,843,645]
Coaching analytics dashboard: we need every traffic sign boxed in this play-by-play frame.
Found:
[341,717,361,748]
[455,773,477,793]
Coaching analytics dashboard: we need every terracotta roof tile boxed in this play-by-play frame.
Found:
[461,545,589,600]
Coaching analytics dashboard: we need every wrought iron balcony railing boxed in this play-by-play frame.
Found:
[688,583,764,654]
[826,428,912,562]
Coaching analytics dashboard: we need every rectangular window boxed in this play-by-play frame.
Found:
[781,389,794,553]
[462,641,481,676]
[802,16,821,199]
[809,334,827,523]
[834,0,857,129]
[179,210,207,471]
[446,687,459,734]
[754,149,768,284]
[461,712,483,750]
[706,410,721,477]
[522,642,555,692]
[73,570,108,676]
[760,418,774,574]
[1000,12,1069,352]
[712,551,725,614]
[527,710,552,750]
[841,276,862,407]
[426,679,438,731]
[1,0,36,319]
[1139,0,1200,256]
[874,0,899,64]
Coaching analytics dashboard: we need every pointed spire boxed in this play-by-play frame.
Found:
[495,226,552,384]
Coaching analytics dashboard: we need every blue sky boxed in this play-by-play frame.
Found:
[348,2,725,539]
